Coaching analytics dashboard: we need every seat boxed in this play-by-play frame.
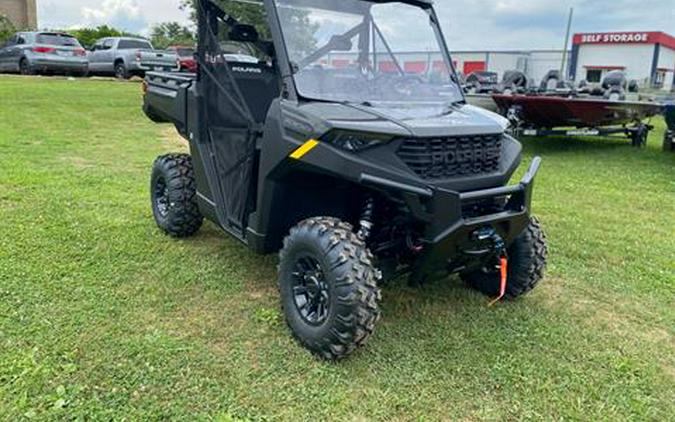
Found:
[227,61,280,123]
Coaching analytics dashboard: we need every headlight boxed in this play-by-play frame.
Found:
[321,131,393,152]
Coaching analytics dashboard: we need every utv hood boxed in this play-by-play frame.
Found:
[296,102,508,138]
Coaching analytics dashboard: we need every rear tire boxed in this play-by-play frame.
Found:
[279,217,382,360]
[115,62,130,80]
[461,217,548,299]
[150,154,203,238]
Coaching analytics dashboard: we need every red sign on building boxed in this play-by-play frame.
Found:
[573,32,675,49]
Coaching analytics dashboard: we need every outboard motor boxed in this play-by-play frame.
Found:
[540,70,562,92]
[557,80,573,90]
[602,70,628,90]
[502,70,528,94]
[577,79,591,94]
[590,86,605,96]
[628,80,639,93]
[602,71,628,101]
[466,71,499,93]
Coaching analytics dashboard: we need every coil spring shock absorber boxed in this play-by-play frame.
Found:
[357,197,375,241]
[357,197,383,282]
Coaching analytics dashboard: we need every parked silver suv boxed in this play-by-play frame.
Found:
[0,32,89,76]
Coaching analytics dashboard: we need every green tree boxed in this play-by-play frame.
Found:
[0,15,16,44]
[179,0,318,56]
[150,22,195,49]
[180,0,271,38]
[65,25,138,49]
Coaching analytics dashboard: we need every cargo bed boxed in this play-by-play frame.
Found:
[143,71,196,135]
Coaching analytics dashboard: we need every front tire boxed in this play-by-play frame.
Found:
[150,154,203,238]
[461,217,548,299]
[19,59,34,76]
[279,217,382,360]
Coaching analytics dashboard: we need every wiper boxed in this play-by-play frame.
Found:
[340,100,374,108]
[440,101,464,115]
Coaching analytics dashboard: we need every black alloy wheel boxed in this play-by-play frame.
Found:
[153,175,170,218]
[150,154,203,238]
[291,255,331,325]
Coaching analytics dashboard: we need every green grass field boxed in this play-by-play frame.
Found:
[0,75,673,420]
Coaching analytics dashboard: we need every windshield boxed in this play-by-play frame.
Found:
[176,47,194,57]
[118,40,152,50]
[275,0,462,105]
[37,34,81,47]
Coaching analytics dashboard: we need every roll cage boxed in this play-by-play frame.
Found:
[197,0,460,103]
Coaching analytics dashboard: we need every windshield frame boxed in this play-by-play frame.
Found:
[269,0,465,105]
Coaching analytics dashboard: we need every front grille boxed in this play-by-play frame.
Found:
[397,135,502,180]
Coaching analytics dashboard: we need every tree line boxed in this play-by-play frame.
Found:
[0,18,195,50]
[3,0,316,52]
[0,1,233,47]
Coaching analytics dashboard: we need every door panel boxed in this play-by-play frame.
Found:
[101,40,115,73]
[0,35,17,71]
[89,40,114,73]
[88,43,103,72]
[11,35,27,71]
[195,2,265,239]
[11,46,23,71]
[0,45,7,71]
[208,127,258,232]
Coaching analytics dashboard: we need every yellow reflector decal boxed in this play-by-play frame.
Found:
[290,139,320,160]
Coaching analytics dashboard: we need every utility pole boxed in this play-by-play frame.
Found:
[560,7,574,80]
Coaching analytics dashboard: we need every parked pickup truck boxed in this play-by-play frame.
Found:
[88,37,179,79]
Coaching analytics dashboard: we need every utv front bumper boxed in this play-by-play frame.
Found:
[364,157,541,283]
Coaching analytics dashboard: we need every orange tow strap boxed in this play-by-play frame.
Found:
[488,257,508,307]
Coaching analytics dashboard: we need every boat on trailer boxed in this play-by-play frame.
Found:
[492,94,663,147]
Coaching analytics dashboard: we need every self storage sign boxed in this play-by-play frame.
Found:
[575,32,651,44]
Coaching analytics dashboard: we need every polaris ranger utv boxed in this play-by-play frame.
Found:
[143,0,548,360]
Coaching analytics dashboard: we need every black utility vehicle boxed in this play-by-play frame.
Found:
[143,0,548,360]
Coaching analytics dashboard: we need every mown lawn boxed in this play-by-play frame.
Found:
[0,75,673,421]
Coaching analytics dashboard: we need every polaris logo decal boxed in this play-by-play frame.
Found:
[430,147,500,167]
[232,66,262,74]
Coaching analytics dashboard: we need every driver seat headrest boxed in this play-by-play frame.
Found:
[229,24,259,43]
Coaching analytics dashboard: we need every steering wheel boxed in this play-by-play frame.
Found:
[373,72,432,98]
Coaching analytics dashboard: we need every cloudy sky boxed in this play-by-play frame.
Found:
[38,0,674,49]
